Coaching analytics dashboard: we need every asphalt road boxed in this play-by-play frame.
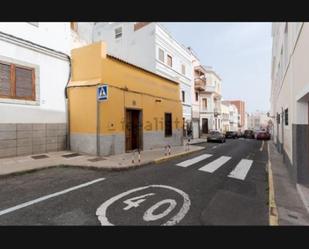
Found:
[0,138,269,225]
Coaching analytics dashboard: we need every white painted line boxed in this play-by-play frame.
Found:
[198,156,231,173]
[259,140,265,151]
[0,177,105,216]
[176,154,213,167]
[228,159,253,180]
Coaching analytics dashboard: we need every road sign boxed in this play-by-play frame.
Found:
[97,85,108,101]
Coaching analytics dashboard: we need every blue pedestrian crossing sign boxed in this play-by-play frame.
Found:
[97,85,108,101]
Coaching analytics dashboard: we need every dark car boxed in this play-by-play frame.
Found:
[207,131,226,143]
[225,131,237,139]
[236,131,243,138]
[244,129,255,139]
[256,130,271,140]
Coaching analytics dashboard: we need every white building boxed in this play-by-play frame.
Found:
[247,111,270,131]
[0,22,71,158]
[189,48,207,138]
[199,66,222,134]
[271,22,309,186]
[221,103,230,132]
[222,101,239,132]
[91,22,193,135]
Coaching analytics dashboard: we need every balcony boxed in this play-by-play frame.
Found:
[205,85,216,93]
[194,77,206,90]
[214,107,221,117]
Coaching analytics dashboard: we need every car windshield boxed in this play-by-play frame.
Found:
[210,131,219,135]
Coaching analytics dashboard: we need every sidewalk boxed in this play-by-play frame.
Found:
[184,137,207,145]
[268,141,309,225]
[0,144,204,176]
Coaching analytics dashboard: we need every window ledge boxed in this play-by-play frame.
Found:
[0,97,39,106]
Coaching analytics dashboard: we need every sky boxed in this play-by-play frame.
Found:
[161,22,272,114]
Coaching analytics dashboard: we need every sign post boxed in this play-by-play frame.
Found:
[97,85,108,156]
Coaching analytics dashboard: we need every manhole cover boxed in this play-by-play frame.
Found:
[88,157,106,162]
[31,155,49,159]
[62,153,81,158]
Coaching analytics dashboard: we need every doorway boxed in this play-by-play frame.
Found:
[202,118,209,134]
[125,109,142,152]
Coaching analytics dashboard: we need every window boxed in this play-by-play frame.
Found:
[195,92,198,101]
[158,48,164,62]
[167,54,172,67]
[202,98,207,109]
[285,108,288,125]
[276,113,280,124]
[0,62,35,100]
[28,22,39,27]
[165,113,172,137]
[115,27,122,39]
[181,64,186,75]
[181,90,185,102]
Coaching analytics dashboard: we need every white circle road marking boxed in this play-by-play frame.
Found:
[143,199,177,222]
[96,185,191,226]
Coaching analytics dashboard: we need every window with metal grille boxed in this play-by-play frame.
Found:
[195,92,198,101]
[158,48,164,62]
[165,113,172,137]
[167,54,172,67]
[181,90,185,102]
[285,108,288,125]
[181,64,186,75]
[115,27,122,39]
[0,62,35,100]
[277,113,280,124]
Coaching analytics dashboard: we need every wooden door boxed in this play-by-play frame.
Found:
[125,110,132,151]
[202,118,209,134]
[131,111,139,150]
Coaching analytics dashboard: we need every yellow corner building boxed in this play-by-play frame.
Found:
[67,42,183,156]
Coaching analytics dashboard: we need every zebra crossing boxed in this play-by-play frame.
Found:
[175,154,253,181]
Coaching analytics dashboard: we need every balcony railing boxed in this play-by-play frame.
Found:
[194,77,206,90]
[205,85,216,93]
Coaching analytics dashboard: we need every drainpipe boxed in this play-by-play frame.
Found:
[64,55,72,150]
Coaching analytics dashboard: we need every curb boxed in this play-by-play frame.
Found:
[154,147,204,164]
[267,142,279,225]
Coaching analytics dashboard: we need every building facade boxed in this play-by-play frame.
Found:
[222,101,239,132]
[199,67,222,134]
[0,22,71,158]
[247,111,270,131]
[270,22,309,185]
[189,48,207,138]
[68,42,183,156]
[221,103,230,132]
[228,100,245,131]
[91,22,193,136]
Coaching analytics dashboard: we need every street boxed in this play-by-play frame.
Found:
[0,138,268,225]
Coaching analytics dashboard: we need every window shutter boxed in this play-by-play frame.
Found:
[0,63,11,96]
[15,67,34,99]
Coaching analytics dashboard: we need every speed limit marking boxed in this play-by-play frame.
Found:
[96,185,191,226]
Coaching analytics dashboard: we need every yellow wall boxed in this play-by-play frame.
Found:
[68,42,183,135]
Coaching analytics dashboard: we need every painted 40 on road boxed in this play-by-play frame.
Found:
[96,185,191,226]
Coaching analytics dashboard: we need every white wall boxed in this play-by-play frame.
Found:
[92,22,193,121]
[93,22,156,72]
[0,22,70,123]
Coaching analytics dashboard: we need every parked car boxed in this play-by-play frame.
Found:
[243,129,255,139]
[225,131,237,139]
[256,130,271,140]
[207,131,226,143]
[236,131,243,138]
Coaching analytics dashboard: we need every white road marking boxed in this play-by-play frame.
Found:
[0,178,105,216]
[96,185,191,226]
[143,199,177,221]
[259,140,265,151]
[198,156,232,173]
[228,159,253,180]
[176,154,212,167]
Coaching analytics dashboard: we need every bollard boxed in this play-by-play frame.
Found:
[138,150,141,164]
[164,145,167,156]
[132,150,135,164]
[168,145,171,155]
